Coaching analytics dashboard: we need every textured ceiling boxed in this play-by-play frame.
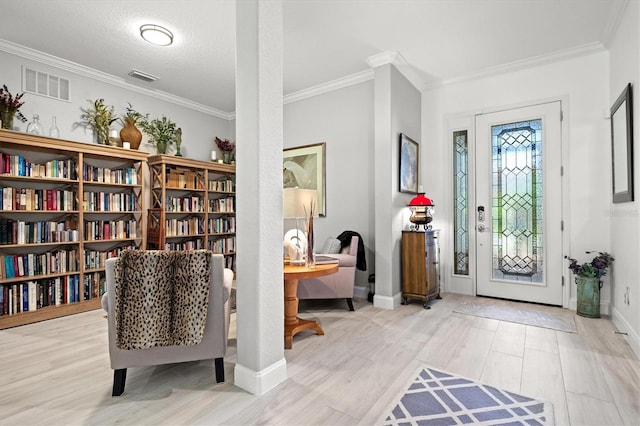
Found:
[0,0,626,114]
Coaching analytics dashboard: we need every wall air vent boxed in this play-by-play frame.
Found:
[23,67,70,101]
[128,69,158,83]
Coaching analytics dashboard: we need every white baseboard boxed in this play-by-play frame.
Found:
[233,357,287,395]
[373,292,402,310]
[610,306,640,360]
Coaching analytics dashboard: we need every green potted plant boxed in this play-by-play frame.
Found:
[79,98,118,145]
[565,251,614,318]
[0,84,27,130]
[139,115,177,154]
[119,103,147,150]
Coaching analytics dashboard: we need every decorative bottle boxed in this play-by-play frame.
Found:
[26,114,43,135]
[49,116,60,138]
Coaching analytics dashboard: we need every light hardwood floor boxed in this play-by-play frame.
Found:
[0,293,638,425]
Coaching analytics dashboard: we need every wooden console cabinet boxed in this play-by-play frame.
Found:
[401,230,440,309]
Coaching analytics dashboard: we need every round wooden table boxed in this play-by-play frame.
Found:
[283,263,338,349]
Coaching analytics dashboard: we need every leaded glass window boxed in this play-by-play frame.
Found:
[453,130,469,275]
[491,120,543,283]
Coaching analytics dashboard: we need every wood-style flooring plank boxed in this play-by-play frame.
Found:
[1,294,638,426]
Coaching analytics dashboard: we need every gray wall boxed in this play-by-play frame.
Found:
[284,80,374,290]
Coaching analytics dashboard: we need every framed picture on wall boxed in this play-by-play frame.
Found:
[283,142,326,216]
[399,133,419,194]
[611,83,634,203]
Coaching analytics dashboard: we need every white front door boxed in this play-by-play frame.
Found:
[475,102,563,305]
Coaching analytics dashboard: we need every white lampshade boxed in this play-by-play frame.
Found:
[283,188,318,218]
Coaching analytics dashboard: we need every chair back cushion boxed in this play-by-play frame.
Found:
[114,250,211,350]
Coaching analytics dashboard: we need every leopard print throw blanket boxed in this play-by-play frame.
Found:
[114,250,212,350]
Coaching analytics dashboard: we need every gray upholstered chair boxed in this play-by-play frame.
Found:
[297,236,359,311]
[103,250,233,396]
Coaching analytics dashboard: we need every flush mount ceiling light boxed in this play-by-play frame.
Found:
[140,24,173,46]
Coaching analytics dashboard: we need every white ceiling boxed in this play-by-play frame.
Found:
[0,0,627,114]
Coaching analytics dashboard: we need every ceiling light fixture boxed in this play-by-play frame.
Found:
[140,24,173,46]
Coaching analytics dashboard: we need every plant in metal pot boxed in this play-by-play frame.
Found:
[79,98,118,145]
[139,115,177,154]
[565,251,614,279]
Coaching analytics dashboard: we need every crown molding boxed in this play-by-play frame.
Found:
[600,0,630,48]
[423,42,606,91]
[283,69,373,106]
[367,50,425,91]
[0,39,233,120]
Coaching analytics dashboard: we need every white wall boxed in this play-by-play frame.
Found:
[608,0,640,358]
[423,50,612,310]
[284,81,374,290]
[0,48,231,160]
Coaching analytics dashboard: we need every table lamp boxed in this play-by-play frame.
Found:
[408,193,434,231]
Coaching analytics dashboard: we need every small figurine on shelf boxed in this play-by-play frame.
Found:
[175,128,183,157]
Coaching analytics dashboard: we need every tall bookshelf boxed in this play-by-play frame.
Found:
[147,155,235,270]
[0,129,147,329]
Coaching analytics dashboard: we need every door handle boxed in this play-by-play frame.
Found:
[478,224,486,232]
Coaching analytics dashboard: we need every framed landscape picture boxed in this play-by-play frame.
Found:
[283,142,326,216]
[399,133,419,194]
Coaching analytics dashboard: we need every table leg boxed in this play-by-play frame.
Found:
[284,278,324,349]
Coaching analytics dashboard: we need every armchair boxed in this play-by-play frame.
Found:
[297,236,359,311]
[103,250,233,396]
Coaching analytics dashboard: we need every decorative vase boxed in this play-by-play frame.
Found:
[119,120,142,150]
[156,140,167,154]
[0,107,16,130]
[305,216,315,269]
[223,152,231,164]
[576,276,601,318]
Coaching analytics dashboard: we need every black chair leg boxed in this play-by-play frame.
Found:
[214,357,225,383]
[346,298,355,311]
[112,368,127,396]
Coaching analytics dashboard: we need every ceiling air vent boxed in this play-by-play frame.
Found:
[128,69,158,83]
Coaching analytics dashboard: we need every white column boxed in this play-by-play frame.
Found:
[234,0,287,395]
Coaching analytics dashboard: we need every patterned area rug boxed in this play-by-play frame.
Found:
[382,367,554,425]
[454,302,577,333]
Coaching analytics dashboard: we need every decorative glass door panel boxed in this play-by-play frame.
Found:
[492,120,543,283]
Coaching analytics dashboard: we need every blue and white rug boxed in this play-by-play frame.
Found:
[381,367,554,425]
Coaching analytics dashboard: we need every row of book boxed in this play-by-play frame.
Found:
[83,191,138,212]
[0,187,76,211]
[0,219,78,245]
[83,272,105,300]
[83,165,138,185]
[84,246,135,270]
[208,217,236,234]
[208,237,236,254]
[165,217,204,237]
[165,195,205,213]
[0,250,79,280]
[209,196,235,213]
[83,220,137,241]
[0,276,81,315]
[208,178,235,193]
[164,240,204,250]
[164,166,204,190]
[0,154,77,180]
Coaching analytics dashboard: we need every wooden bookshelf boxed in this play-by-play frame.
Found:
[148,155,235,270]
[0,129,147,329]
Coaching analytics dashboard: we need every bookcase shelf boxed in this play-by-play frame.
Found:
[148,155,235,270]
[0,129,147,329]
